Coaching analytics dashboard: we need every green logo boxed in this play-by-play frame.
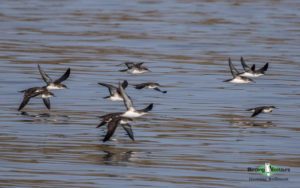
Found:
[258,163,278,176]
[248,162,290,177]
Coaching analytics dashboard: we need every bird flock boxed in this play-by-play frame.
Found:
[18,58,275,142]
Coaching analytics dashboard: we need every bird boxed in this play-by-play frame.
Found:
[97,114,134,142]
[18,87,55,111]
[135,82,167,93]
[98,80,128,101]
[97,112,123,128]
[119,62,150,74]
[223,58,254,83]
[247,106,276,117]
[38,64,71,90]
[119,81,153,118]
[240,57,269,77]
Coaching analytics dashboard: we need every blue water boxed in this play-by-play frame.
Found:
[0,0,300,187]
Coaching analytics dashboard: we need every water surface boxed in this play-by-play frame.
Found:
[0,0,300,187]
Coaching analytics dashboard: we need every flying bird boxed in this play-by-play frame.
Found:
[247,106,276,117]
[38,64,71,90]
[98,80,128,101]
[119,62,150,74]
[135,82,167,93]
[224,58,254,84]
[18,87,55,111]
[240,57,269,77]
[118,81,153,118]
[97,113,134,142]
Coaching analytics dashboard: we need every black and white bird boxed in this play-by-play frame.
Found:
[224,58,254,84]
[135,82,167,93]
[98,80,128,101]
[240,57,269,77]
[247,106,276,117]
[97,113,134,142]
[38,64,71,90]
[18,87,55,111]
[119,62,150,74]
[119,81,153,118]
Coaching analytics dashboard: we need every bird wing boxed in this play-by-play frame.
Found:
[18,96,31,111]
[154,87,167,93]
[103,118,119,142]
[135,83,147,89]
[121,123,135,141]
[43,98,51,110]
[258,62,269,73]
[125,62,135,69]
[140,103,153,113]
[228,58,239,77]
[136,62,144,68]
[119,81,134,110]
[54,68,71,84]
[251,107,263,117]
[240,57,251,72]
[98,82,117,95]
[38,64,53,84]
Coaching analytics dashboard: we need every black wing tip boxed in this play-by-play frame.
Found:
[102,138,109,142]
[120,80,128,88]
[65,68,71,75]
[251,113,258,117]
[262,62,269,71]
[122,80,128,89]
[96,121,107,128]
[64,68,71,75]
[146,103,154,111]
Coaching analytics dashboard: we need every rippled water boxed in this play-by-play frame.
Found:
[1,0,300,187]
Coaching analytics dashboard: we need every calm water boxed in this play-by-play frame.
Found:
[0,0,300,187]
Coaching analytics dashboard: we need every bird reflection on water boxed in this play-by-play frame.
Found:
[229,118,275,128]
[19,111,70,123]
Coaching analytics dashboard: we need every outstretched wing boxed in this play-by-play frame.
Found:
[258,62,268,73]
[54,68,71,84]
[154,87,167,93]
[228,58,239,77]
[43,98,51,110]
[103,118,119,142]
[251,107,263,117]
[121,123,135,141]
[240,57,251,72]
[124,62,135,69]
[136,62,144,68]
[135,83,147,89]
[18,96,31,111]
[98,82,117,95]
[38,64,52,84]
[97,121,107,128]
[119,81,134,110]
[121,80,128,89]
[141,103,153,113]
